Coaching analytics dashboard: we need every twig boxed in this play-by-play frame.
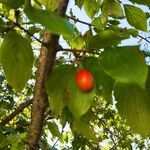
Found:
[109,139,121,150]
[59,47,101,55]
[0,13,45,46]
[137,35,150,44]
[67,14,150,47]
[66,15,92,27]
[52,124,64,148]
[44,108,54,123]
[100,120,117,148]
[14,22,46,46]
[0,99,32,126]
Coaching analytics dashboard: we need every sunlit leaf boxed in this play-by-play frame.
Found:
[88,29,129,49]
[129,0,150,6]
[101,46,148,88]
[102,0,124,19]
[92,17,106,30]
[114,83,150,136]
[75,0,84,8]
[24,5,74,38]
[39,0,60,11]
[124,4,147,31]
[69,36,85,50]
[83,0,100,18]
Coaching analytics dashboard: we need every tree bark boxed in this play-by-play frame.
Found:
[26,1,69,149]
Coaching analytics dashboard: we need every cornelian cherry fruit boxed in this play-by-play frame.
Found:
[75,69,94,92]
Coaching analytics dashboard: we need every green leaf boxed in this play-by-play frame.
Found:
[0,30,33,91]
[114,83,150,136]
[108,19,120,26]
[72,119,99,142]
[92,17,105,30]
[100,9,108,25]
[0,0,25,9]
[48,122,61,137]
[126,28,139,37]
[83,0,100,18]
[46,64,95,119]
[101,46,148,88]
[82,57,114,102]
[24,6,74,38]
[46,65,73,116]
[1,101,13,109]
[146,66,150,90]
[69,36,85,50]
[67,70,95,119]
[124,4,147,31]
[9,134,26,150]
[60,106,73,126]
[75,0,84,8]
[39,0,59,11]
[129,0,150,6]
[0,133,8,149]
[88,29,129,49]
[11,142,25,150]
[102,0,124,19]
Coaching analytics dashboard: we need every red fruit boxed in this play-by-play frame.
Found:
[75,69,94,92]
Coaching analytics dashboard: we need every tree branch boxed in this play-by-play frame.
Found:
[101,120,117,147]
[14,22,46,46]
[0,13,45,46]
[0,100,31,126]
[59,46,101,55]
[26,1,70,149]
[137,35,150,44]
[66,15,92,27]
[66,15,150,46]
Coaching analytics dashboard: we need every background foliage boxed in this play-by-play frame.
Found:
[0,0,150,149]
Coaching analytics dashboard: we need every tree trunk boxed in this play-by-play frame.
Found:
[26,1,69,149]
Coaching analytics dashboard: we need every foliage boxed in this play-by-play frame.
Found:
[0,0,150,149]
